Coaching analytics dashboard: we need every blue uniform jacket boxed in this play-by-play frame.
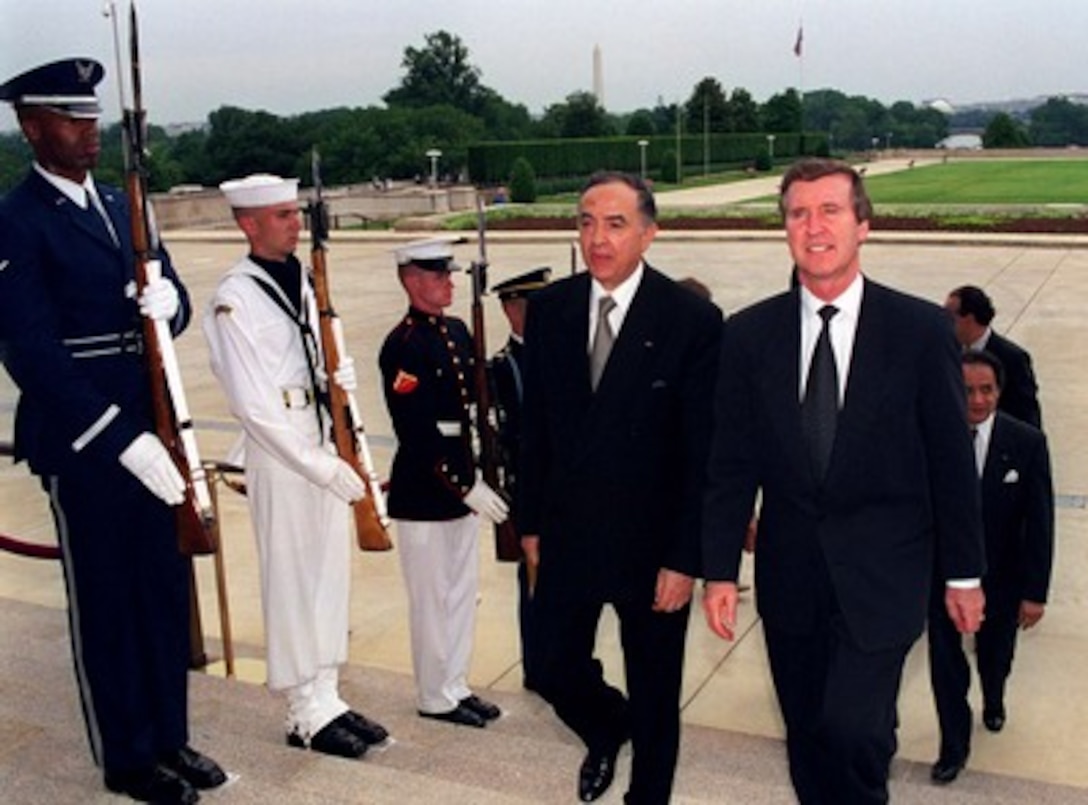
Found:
[0,170,190,476]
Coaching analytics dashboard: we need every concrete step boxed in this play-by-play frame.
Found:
[1,598,1085,804]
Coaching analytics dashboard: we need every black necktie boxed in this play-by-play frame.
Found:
[803,305,839,481]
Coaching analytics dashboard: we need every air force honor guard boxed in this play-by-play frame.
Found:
[204,174,389,760]
[0,59,225,803]
[379,239,507,728]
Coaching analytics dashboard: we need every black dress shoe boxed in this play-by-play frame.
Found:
[287,721,368,758]
[983,708,1006,732]
[578,747,620,802]
[418,704,486,728]
[460,694,501,721]
[930,757,966,784]
[104,764,199,804]
[161,746,227,790]
[335,710,390,745]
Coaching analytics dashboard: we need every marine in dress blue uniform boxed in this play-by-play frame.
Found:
[488,266,550,691]
[0,59,224,804]
[378,239,506,728]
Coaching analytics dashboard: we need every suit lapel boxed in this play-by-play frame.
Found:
[764,291,807,467]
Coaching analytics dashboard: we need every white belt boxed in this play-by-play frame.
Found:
[436,420,462,437]
[282,387,314,409]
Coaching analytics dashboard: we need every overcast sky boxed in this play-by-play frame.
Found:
[3,0,1087,129]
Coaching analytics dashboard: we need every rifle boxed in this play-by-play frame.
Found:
[469,195,521,562]
[307,149,392,552]
[110,1,216,555]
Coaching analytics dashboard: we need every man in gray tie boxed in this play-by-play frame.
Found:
[518,171,721,804]
[701,158,987,805]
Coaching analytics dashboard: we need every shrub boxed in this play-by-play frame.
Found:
[508,157,537,202]
[660,149,679,183]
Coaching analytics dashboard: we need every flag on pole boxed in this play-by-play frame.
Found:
[793,25,804,57]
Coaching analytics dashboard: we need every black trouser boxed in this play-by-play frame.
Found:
[47,466,190,774]
[764,616,910,805]
[532,586,689,805]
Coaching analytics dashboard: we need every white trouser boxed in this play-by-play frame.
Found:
[247,465,352,733]
[284,666,350,739]
[395,515,480,713]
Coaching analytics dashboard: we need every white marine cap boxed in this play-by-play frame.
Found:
[219,174,299,209]
[394,238,461,272]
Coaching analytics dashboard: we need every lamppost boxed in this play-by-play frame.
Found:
[637,139,649,178]
[425,148,442,187]
[766,134,776,162]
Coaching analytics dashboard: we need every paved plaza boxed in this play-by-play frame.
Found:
[1,172,1087,800]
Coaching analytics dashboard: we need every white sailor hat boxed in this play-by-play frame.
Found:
[219,174,299,209]
[0,58,104,119]
[394,238,461,272]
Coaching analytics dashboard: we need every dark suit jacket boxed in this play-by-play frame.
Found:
[519,267,722,604]
[985,331,1042,428]
[981,411,1054,609]
[702,279,986,651]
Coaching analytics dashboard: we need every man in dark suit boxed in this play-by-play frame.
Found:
[945,285,1041,427]
[701,158,986,805]
[519,171,721,804]
[927,349,1054,785]
[0,59,225,803]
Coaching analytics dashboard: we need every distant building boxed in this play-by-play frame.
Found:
[936,133,983,150]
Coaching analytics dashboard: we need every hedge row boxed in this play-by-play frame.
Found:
[467,132,828,185]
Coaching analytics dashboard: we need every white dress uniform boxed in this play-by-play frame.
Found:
[204,255,354,738]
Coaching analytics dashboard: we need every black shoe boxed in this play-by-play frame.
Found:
[287,721,368,759]
[578,747,620,802]
[104,764,199,804]
[160,746,227,790]
[335,710,390,745]
[418,704,486,728]
[460,694,501,721]
[983,706,1006,732]
[930,757,966,785]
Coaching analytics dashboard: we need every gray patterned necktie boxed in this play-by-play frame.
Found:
[589,296,617,391]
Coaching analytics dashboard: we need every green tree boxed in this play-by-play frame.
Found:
[724,88,761,133]
[762,88,803,133]
[384,31,485,115]
[508,157,537,202]
[625,109,656,136]
[542,91,613,138]
[685,77,728,134]
[205,106,301,184]
[984,112,1031,148]
[1029,97,1088,146]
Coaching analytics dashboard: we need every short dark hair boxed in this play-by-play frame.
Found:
[951,285,995,326]
[778,158,873,223]
[963,348,1005,390]
[581,170,657,223]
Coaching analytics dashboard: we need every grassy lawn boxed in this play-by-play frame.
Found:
[862,159,1088,205]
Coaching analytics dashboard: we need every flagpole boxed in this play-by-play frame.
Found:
[795,18,805,155]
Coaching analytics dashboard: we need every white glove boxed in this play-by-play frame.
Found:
[333,356,357,392]
[119,433,186,505]
[463,476,509,524]
[327,459,366,503]
[137,275,180,321]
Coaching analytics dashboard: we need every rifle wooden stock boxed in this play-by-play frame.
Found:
[310,239,392,552]
[119,2,216,555]
[470,198,521,562]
